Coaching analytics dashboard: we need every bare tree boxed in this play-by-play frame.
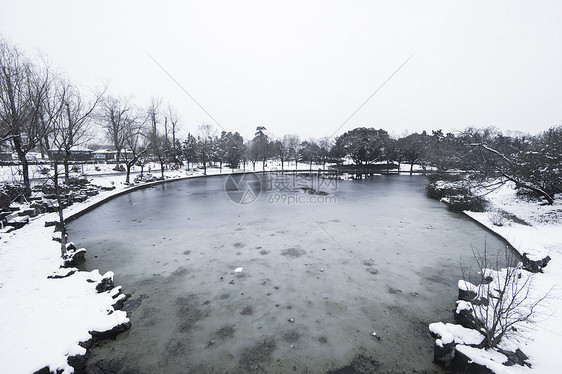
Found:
[166,104,180,162]
[459,245,550,348]
[147,99,169,178]
[274,135,293,170]
[317,136,332,168]
[100,95,134,171]
[100,97,146,183]
[151,133,168,178]
[284,134,300,168]
[37,73,99,259]
[122,113,148,184]
[39,74,70,257]
[468,139,556,205]
[0,39,52,196]
[50,83,104,183]
[197,123,216,175]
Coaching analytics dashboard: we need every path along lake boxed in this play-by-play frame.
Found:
[68,174,508,373]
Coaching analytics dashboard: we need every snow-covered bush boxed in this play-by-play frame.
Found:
[488,211,506,227]
[426,173,469,200]
[459,247,550,348]
[0,183,25,209]
[426,174,488,212]
[446,195,488,212]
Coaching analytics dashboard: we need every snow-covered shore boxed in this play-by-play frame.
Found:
[433,183,562,373]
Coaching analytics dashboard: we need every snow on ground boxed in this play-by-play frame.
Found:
[451,182,562,373]
[467,183,561,262]
[0,212,129,374]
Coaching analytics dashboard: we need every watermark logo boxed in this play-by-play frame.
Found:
[226,172,338,205]
[266,192,337,206]
[225,172,262,204]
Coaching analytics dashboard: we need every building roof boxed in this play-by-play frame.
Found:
[49,147,93,152]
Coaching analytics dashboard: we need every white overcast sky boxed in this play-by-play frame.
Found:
[1,0,561,141]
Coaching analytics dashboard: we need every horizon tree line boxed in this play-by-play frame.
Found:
[1,36,561,205]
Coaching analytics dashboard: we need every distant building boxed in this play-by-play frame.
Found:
[119,150,135,160]
[49,147,93,162]
[0,152,13,161]
[92,149,134,162]
[93,149,115,162]
[25,152,44,162]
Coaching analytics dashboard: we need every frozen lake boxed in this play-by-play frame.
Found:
[68,174,508,373]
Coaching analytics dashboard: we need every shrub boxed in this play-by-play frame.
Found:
[0,183,25,209]
[460,246,550,348]
[446,195,488,212]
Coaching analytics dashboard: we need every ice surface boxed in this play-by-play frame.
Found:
[67,174,510,373]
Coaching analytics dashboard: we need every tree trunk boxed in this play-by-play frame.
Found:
[502,172,554,205]
[172,123,177,161]
[125,164,131,184]
[115,150,121,171]
[63,153,70,184]
[53,161,67,257]
[160,160,165,178]
[39,138,47,159]
[12,138,31,197]
[21,155,31,197]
